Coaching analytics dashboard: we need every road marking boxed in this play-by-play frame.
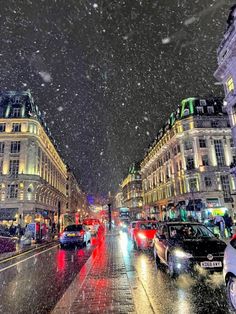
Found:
[0,244,58,273]
[0,242,58,265]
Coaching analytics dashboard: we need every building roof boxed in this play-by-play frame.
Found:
[0,90,61,159]
[144,96,225,157]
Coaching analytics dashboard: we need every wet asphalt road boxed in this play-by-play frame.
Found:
[0,232,232,314]
[119,231,231,314]
[0,241,96,314]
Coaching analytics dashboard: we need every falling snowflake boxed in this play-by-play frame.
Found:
[57,106,63,112]
[38,71,52,82]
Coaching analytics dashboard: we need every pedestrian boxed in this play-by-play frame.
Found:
[214,215,225,238]
[223,212,233,238]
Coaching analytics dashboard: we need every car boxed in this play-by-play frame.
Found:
[128,221,138,240]
[133,220,159,250]
[59,224,91,248]
[83,218,101,236]
[119,219,130,232]
[223,237,236,312]
[153,222,226,277]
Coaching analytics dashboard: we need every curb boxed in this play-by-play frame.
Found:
[0,240,58,263]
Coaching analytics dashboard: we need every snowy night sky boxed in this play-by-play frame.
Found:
[0,0,235,194]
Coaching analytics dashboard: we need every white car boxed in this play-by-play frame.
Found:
[223,237,236,312]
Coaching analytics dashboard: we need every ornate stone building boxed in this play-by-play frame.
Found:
[141,97,236,221]
[0,91,67,227]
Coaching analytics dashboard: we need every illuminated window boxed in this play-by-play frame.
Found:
[227,77,234,92]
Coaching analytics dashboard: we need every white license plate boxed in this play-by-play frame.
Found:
[200,261,222,268]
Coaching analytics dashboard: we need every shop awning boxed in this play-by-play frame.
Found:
[0,208,18,220]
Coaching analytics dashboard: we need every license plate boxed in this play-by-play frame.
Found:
[200,261,222,268]
[67,233,76,237]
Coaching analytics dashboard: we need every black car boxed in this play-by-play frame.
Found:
[153,222,226,277]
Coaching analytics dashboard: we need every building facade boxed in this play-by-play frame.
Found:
[141,97,236,221]
[214,5,236,179]
[121,163,143,219]
[0,91,67,228]
[66,169,89,223]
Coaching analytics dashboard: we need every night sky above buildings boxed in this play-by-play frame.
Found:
[0,0,234,194]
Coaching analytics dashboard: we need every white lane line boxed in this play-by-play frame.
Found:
[0,244,58,273]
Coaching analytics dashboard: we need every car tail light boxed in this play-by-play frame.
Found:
[60,232,65,238]
[138,233,147,239]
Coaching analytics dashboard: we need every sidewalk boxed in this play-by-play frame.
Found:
[52,232,137,314]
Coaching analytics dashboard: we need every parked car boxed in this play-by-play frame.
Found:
[59,224,91,248]
[128,221,138,239]
[153,222,226,277]
[133,221,159,250]
[223,238,236,312]
[83,218,101,236]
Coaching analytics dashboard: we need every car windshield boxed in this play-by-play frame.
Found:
[169,224,214,240]
[139,223,158,230]
[64,225,83,232]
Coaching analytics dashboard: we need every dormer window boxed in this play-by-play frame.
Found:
[207,106,214,114]
[200,99,206,106]
[196,106,204,114]
[183,108,189,116]
[12,107,21,118]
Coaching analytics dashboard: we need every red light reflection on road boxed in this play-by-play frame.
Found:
[56,249,66,272]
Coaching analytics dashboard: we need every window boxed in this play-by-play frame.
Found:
[9,160,19,177]
[196,107,204,114]
[200,99,207,106]
[7,184,18,199]
[204,177,212,187]
[207,106,214,114]
[0,142,4,154]
[227,77,234,92]
[211,120,219,128]
[184,140,192,150]
[10,141,21,154]
[189,178,197,191]
[214,140,225,166]
[220,175,231,201]
[12,107,21,118]
[186,156,195,170]
[202,155,209,166]
[0,159,3,175]
[182,123,190,131]
[0,123,6,132]
[233,155,236,164]
[199,138,206,148]
[230,138,234,148]
[12,123,21,132]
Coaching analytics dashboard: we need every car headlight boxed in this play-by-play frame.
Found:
[174,249,193,259]
[138,233,147,239]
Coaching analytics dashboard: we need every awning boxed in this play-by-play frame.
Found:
[0,208,18,220]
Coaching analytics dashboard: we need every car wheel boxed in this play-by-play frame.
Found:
[167,254,177,278]
[154,248,161,266]
[227,275,236,311]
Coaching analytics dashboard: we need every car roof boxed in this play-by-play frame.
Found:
[162,221,202,225]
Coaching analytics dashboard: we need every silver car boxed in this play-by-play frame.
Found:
[223,237,236,312]
[59,224,91,248]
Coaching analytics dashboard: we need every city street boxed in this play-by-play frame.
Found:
[0,241,96,314]
[0,232,232,314]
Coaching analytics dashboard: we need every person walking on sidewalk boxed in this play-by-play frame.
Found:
[214,215,225,238]
[223,212,233,238]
